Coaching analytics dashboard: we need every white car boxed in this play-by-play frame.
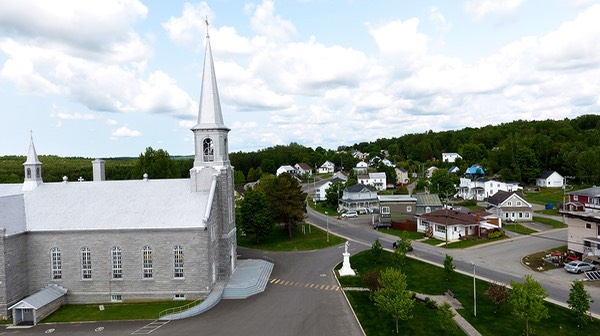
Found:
[341,211,358,218]
[564,261,596,274]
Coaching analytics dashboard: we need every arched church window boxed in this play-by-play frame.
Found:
[81,247,92,279]
[50,247,62,280]
[26,168,31,178]
[203,138,214,162]
[224,137,228,160]
[142,246,153,278]
[36,167,40,178]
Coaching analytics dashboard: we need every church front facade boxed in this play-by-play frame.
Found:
[0,30,235,319]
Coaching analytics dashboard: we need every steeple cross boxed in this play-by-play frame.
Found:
[205,16,209,38]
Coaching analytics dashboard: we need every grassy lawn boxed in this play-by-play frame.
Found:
[503,223,537,235]
[535,208,560,216]
[309,200,339,216]
[346,291,466,336]
[444,236,507,249]
[338,250,600,335]
[237,223,345,251]
[43,300,196,322]
[524,188,567,206]
[384,230,425,240]
[421,238,444,246]
[533,216,567,229]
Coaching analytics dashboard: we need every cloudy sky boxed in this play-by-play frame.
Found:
[1,0,599,157]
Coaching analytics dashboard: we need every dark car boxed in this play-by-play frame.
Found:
[373,222,392,230]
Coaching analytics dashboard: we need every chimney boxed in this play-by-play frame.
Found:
[92,159,106,182]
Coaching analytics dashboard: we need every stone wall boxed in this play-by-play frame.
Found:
[0,232,29,319]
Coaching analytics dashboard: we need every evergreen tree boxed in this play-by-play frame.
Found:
[262,173,307,239]
[443,254,455,280]
[371,238,383,263]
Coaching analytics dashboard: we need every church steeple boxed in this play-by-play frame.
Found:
[191,19,230,170]
[22,131,43,191]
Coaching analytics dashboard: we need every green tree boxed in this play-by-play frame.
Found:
[325,181,344,208]
[443,254,455,280]
[234,170,246,186]
[393,232,412,266]
[514,147,540,184]
[373,268,414,334]
[133,147,177,179]
[510,275,549,336]
[262,173,307,239]
[239,187,274,243]
[437,302,458,335]
[567,280,593,327]
[371,238,383,264]
[430,170,456,201]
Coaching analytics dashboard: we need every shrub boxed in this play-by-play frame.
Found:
[488,230,506,239]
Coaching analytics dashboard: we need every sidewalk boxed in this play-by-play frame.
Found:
[414,293,481,336]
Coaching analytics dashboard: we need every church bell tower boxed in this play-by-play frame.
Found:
[22,132,43,191]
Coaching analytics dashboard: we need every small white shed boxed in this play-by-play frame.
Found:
[9,284,67,326]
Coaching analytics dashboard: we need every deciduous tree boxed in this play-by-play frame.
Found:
[393,232,412,266]
[238,187,274,244]
[262,173,307,239]
[437,302,458,335]
[373,268,414,334]
[567,279,593,327]
[510,275,549,336]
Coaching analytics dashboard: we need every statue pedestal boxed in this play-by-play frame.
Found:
[338,252,355,276]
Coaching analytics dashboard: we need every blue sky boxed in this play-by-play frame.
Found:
[1,0,599,157]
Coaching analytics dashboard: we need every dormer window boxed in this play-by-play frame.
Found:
[203,138,214,162]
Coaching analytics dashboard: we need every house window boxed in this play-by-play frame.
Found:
[50,247,62,280]
[597,224,600,236]
[525,213,530,218]
[519,213,523,218]
[516,201,522,206]
[111,294,122,302]
[507,201,512,206]
[174,245,184,278]
[81,247,92,279]
[381,206,390,215]
[174,294,186,300]
[435,225,446,233]
[586,223,592,229]
[505,213,509,219]
[573,195,578,201]
[407,206,412,212]
[111,246,122,279]
[425,206,431,213]
[142,246,153,279]
[584,241,591,247]
[203,138,214,162]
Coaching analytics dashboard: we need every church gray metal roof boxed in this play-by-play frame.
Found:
[21,178,209,231]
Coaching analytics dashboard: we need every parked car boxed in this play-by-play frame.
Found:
[373,222,392,230]
[564,261,596,274]
[341,210,358,218]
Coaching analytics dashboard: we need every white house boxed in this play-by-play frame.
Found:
[294,163,313,177]
[458,177,521,201]
[442,153,462,163]
[339,184,379,213]
[416,210,480,242]
[318,160,335,174]
[425,166,438,178]
[354,161,369,175]
[536,171,564,188]
[276,165,296,176]
[381,159,394,167]
[358,172,387,191]
[486,191,532,222]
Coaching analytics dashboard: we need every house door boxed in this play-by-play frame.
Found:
[18,308,34,325]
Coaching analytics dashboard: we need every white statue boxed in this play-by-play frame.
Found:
[344,241,349,254]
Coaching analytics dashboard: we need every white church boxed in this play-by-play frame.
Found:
[0,29,238,322]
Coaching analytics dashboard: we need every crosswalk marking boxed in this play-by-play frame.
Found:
[269,278,340,291]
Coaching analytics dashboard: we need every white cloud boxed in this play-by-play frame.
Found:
[249,0,296,42]
[111,126,142,138]
[106,119,119,126]
[464,0,525,21]
[50,108,97,121]
[162,2,212,47]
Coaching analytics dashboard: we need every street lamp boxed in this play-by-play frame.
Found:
[325,211,329,243]
[470,260,477,317]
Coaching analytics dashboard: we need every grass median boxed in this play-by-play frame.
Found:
[337,250,600,335]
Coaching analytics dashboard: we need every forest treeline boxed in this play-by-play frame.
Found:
[1,114,599,185]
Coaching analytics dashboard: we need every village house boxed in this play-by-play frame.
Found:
[563,186,600,262]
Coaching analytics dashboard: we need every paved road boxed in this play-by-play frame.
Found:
[6,246,364,336]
